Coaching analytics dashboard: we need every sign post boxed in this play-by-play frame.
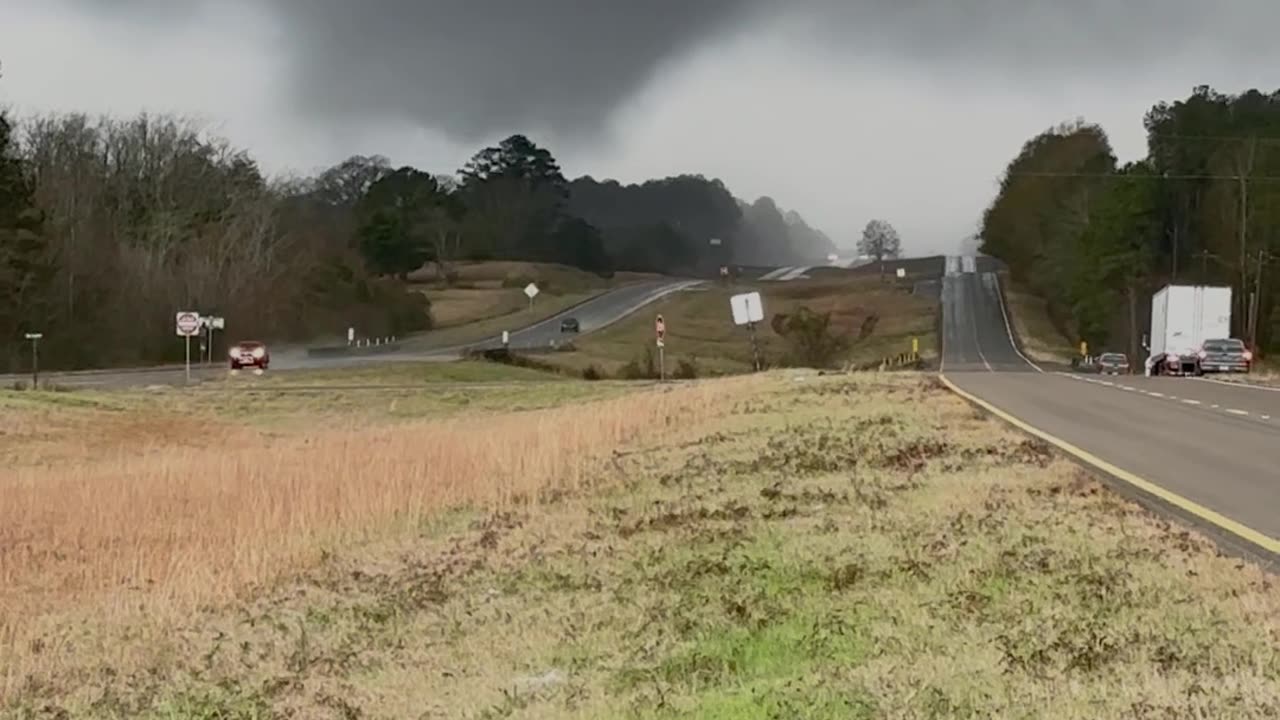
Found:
[204,316,224,365]
[730,292,765,372]
[502,330,510,349]
[176,311,201,383]
[23,332,42,388]
[655,314,666,382]
[524,283,540,311]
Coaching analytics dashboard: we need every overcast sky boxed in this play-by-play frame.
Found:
[3,1,1279,256]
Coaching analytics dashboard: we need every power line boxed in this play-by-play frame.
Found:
[1145,133,1280,144]
[1006,171,1280,181]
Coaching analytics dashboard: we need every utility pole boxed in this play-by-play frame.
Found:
[1249,248,1275,357]
[1236,137,1257,310]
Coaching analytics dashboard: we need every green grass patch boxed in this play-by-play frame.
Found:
[542,276,936,377]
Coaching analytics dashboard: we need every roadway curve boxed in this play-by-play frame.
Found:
[2,279,702,389]
[940,256,1280,561]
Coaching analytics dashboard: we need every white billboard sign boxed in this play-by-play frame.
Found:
[730,292,765,326]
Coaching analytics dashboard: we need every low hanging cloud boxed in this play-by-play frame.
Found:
[61,0,1280,146]
[33,0,1280,253]
[264,0,762,143]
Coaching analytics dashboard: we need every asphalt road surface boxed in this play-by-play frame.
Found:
[940,255,1280,556]
[2,280,702,390]
[458,279,703,352]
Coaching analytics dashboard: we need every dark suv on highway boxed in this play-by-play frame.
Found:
[1197,338,1251,374]
[560,317,580,333]
[1097,352,1130,375]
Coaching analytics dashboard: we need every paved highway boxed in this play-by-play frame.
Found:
[1,279,702,389]
[940,255,1280,559]
[455,279,702,352]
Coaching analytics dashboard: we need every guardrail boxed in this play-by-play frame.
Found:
[848,350,923,372]
[306,336,401,358]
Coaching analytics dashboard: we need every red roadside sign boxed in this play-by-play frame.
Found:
[656,314,665,340]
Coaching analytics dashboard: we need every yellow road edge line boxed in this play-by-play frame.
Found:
[939,373,1280,555]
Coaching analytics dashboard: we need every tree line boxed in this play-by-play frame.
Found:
[0,83,834,372]
[981,86,1280,361]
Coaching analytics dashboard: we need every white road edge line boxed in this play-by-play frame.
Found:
[1054,370,1280,424]
[1197,376,1280,393]
[990,271,1044,374]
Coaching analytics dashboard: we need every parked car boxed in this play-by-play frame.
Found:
[560,317,580,333]
[229,340,270,371]
[1196,338,1251,374]
[1097,352,1130,375]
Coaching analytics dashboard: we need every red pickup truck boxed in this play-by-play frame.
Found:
[229,341,270,371]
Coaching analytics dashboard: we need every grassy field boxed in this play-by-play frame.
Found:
[542,276,937,377]
[6,372,1278,718]
[0,361,622,466]
[401,261,666,351]
[1001,277,1078,363]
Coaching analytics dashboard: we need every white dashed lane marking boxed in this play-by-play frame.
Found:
[1058,372,1276,426]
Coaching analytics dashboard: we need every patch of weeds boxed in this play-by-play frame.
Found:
[826,558,868,591]
[683,680,878,720]
[913,685,985,719]
[740,427,863,476]
[759,481,849,506]
[617,500,753,537]
[144,683,272,720]
[878,437,952,473]
[962,438,1055,468]
[997,609,1135,677]
[508,565,605,594]
[637,614,867,693]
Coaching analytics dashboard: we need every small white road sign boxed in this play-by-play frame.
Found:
[730,292,765,326]
[524,283,540,299]
[24,332,42,340]
[176,311,201,337]
[896,267,906,279]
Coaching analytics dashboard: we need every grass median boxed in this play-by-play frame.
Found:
[543,275,937,378]
[5,372,1278,718]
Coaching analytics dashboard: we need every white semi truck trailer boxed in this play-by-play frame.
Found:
[1145,284,1233,376]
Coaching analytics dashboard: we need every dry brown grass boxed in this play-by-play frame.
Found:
[0,377,756,701]
[421,286,529,327]
[1002,277,1078,362]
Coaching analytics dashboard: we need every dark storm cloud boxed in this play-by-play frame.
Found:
[63,0,1280,143]
[261,0,759,142]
